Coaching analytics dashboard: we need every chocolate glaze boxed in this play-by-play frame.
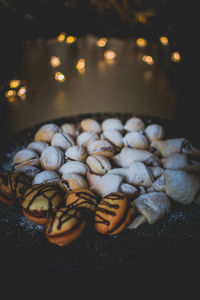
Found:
[107,205,133,234]
[67,191,98,210]
[24,185,62,217]
[0,172,30,203]
[47,208,83,237]
[0,173,15,202]
[95,193,126,226]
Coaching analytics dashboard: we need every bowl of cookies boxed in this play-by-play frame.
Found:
[1,112,200,272]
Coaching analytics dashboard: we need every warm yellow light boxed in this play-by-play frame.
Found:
[171,51,181,62]
[160,36,169,46]
[76,58,86,73]
[136,38,147,47]
[7,96,16,103]
[135,14,147,23]
[55,72,66,82]
[57,32,66,42]
[17,86,27,97]
[96,37,107,47]
[5,90,16,98]
[66,35,76,44]
[50,56,61,68]
[104,50,116,61]
[142,55,154,65]
[9,79,21,89]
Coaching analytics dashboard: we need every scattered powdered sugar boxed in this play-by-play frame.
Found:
[18,215,44,235]
[167,210,187,223]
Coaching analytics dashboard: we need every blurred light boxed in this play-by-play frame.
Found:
[136,38,147,48]
[142,55,154,65]
[96,37,107,47]
[9,79,21,89]
[17,86,27,98]
[160,36,169,46]
[97,59,106,72]
[7,96,16,103]
[5,90,16,98]
[104,50,116,61]
[66,35,76,44]
[57,32,66,42]
[144,70,153,80]
[50,56,61,68]
[55,72,66,82]
[171,51,181,63]
[76,58,86,73]
[135,14,147,23]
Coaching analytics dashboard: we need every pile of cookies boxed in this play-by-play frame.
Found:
[1,116,200,246]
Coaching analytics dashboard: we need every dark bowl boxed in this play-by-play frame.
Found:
[1,112,200,275]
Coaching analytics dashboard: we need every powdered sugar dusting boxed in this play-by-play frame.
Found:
[18,215,44,235]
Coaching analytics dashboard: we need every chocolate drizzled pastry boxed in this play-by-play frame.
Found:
[0,171,31,205]
[45,207,86,246]
[65,189,99,213]
[21,184,64,225]
[94,192,135,235]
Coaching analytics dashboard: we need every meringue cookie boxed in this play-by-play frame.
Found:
[34,123,60,142]
[101,118,123,132]
[80,118,101,133]
[76,132,99,148]
[120,183,138,197]
[123,131,149,149]
[149,167,164,179]
[145,124,164,142]
[32,170,60,185]
[60,173,88,192]
[14,165,40,179]
[161,153,189,170]
[13,149,40,168]
[124,117,145,132]
[101,130,123,148]
[86,155,111,175]
[51,132,75,151]
[109,161,154,187]
[27,141,49,154]
[40,146,64,171]
[158,169,200,205]
[150,138,200,158]
[112,147,159,168]
[128,192,171,227]
[65,145,87,162]
[59,161,88,176]
[87,172,123,197]
[87,139,114,158]
[60,123,77,137]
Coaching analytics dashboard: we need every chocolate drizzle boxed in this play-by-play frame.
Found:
[0,172,15,202]
[94,193,125,226]
[107,204,132,234]
[47,207,83,236]
[24,185,62,217]
[67,191,98,211]
[0,172,30,203]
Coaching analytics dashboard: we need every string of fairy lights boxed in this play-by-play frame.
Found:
[3,33,181,103]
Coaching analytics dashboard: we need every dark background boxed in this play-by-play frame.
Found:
[0,1,196,152]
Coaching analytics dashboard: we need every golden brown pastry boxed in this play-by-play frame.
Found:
[45,207,86,246]
[21,184,64,225]
[65,189,99,213]
[0,171,31,205]
[94,192,135,235]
